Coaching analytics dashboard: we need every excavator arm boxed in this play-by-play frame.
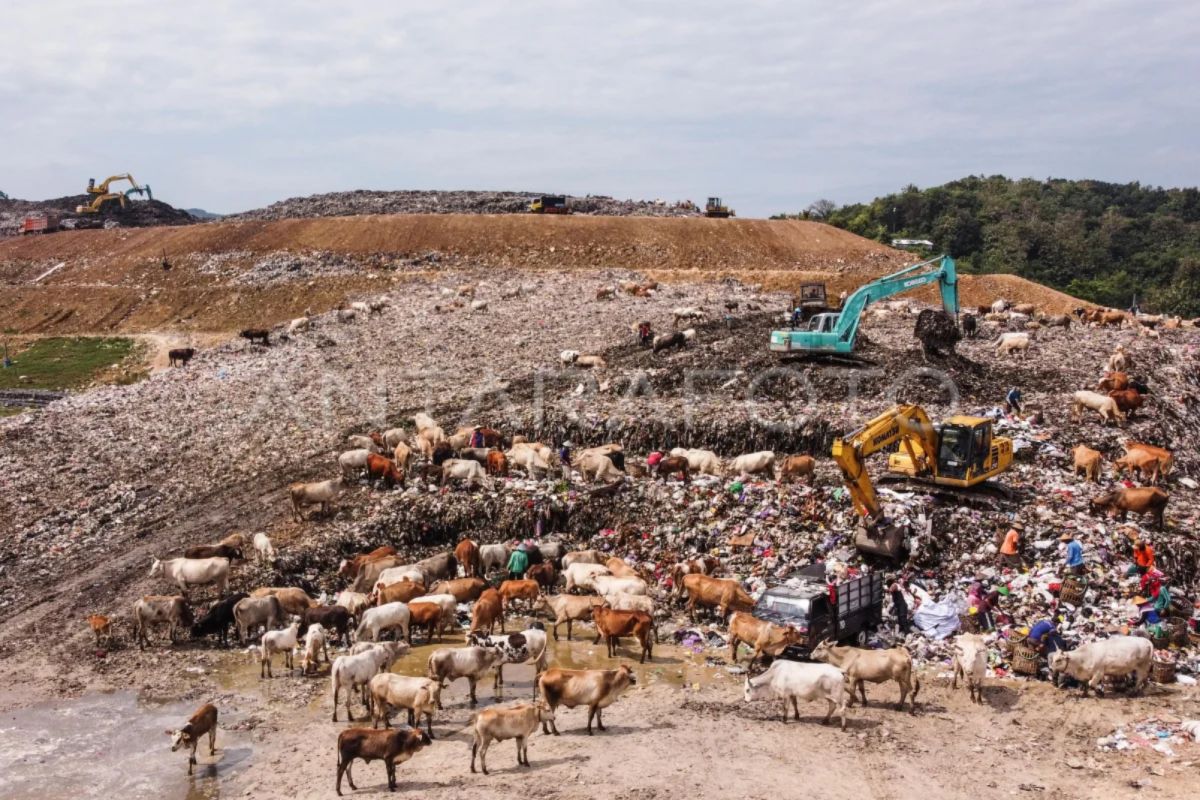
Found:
[830,403,938,520]
[88,173,136,195]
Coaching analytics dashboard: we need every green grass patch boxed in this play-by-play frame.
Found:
[0,337,137,390]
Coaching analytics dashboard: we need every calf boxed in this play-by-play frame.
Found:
[331,642,406,722]
[301,624,329,675]
[336,726,431,796]
[365,453,404,489]
[811,641,919,712]
[537,665,636,735]
[591,606,652,663]
[486,449,509,476]
[1072,445,1102,482]
[952,633,987,704]
[87,614,113,647]
[240,329,270,345]
[167,703,218,775]
[654,455,690,482]
[744,660,848,729]
[260,621,300,678]
[727,611,803,667]
[252,533,274,563]
[300,605,352,647]
[470,700,555,775]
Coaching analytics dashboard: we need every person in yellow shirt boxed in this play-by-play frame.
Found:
[999,521,1024,569]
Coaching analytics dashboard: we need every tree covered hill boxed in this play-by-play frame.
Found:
[776,176,1200,316]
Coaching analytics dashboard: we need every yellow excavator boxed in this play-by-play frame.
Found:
[831,403,1013,558]
[76,173,152,213]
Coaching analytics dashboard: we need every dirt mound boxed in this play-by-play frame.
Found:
[0,195,196,236]
[227,189,702,221]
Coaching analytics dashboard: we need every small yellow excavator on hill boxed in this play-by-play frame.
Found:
[76,173,152,213]
[831,403,1013,558]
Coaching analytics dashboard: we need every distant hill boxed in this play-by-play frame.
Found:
[185,208,223,220]
[777,176,1200,316]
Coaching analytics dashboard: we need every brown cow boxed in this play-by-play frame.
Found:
[429,577,486,603]
[654,456,690,482]
[335,727,431,796]
[365,453,404,489]
[1114,450,1164,484]
[591,606,653,663]
[1126,442,1174,480]
[1108,389,1145,418]
[486,450,508,476]
[1098,372,1129,392]
[498,579,540,612]
[470,588,505,634]
[681,574,754,620]
[527,562,557,591]
[778,454,816,484]
[338,546,398,580]
[1091,487,1169,528]
[1072,445,1103,483]
[454,538,481,578]
[372,579,426,606]
[1097,310,1127,327]
[727,611,803,666]
[407,602,445,644]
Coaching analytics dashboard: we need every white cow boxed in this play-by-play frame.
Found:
[952,633,987,704]
[1048,635,1152,697]
[149,557,229,595]
[564,563,610,593]
[441,459,490,489]
[993,332,1030,357]
[743,660,848,729]
[728,451,776,477]
[669,448,723,476]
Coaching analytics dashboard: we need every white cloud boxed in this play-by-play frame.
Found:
[0,0,1196,215]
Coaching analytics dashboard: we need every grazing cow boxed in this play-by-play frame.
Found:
[1108,389,1145,418]
[728,450,776,478]
[335,726,431,796]
[680,574,754,620]
[576,452,625,483]
[778,454,816,484]
[1071,390,1125,425]
[88,614,113,647]
[413,552,459,585]
[335,591,372,620]
[168,347,196,367]
[471,588,505,635]
[668,447,722,476]
[365,453,404,489]
[441,459,490,489]
[1041,314,1072,330]
[602,557,638,579]
[672,306,705,327]
[346,434,382,453]
[190,592,249,646]
[993,332,1030,357]
[1091,487,1169,528]
[338,448,372,480]
[811,641,919,712]
[537,665,636,735]
[743,660,848,729]
[727,611,804,667]
[953,633,987,704]
[249,586,317,616]
[288,477,346,520]
[372,579,426,606]
[654,455,691,482]
[498,579,540,612]
[338,545,398,581]
[233,595,282,644]
[671,557,722,596]
[596,285,616,300]
[532,594,603,641]
[149,557,229,597]
[134,595,194,649]
[357,557,417,591]
[573,354,607,369]
[239,329,269,345]
[167,703,218,775]
[469,701,556,775]
[1124,442,1174,480]
[1114,449,1165,484]
[1072,445,1103,482]
[1049,635,1152,697]
[427,646,506,706]
[652,331,687,354]
[591,606,653,663]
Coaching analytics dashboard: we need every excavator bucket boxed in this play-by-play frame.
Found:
[853,520,907,560]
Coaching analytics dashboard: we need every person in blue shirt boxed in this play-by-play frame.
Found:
[1061,532,1085,576]
[791,307,802,329]
[1027,615,1067,653]
[1005,387,1023,415]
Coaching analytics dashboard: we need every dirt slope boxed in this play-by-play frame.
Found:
[0,214,1085,335]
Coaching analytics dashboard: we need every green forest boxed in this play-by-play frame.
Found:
[775,176,1200,316]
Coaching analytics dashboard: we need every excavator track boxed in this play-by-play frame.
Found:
[876,475,1013,507]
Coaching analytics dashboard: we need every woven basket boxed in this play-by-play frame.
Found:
[1152,659,1176,684]
[1012,640,1041,675]
[1152,633,1171,650]
[1166,618,1188,647]
[1059,581,1086,606]
[1188,630,1200,647]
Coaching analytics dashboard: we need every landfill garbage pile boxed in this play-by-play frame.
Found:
[226,190,703,221]
[0,195,196,236]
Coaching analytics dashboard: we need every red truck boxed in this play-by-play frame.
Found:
[21,213,59,234]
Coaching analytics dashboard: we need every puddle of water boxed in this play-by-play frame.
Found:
[0,691,251,800]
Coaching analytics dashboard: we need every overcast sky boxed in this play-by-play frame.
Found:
[1,1,1196,217]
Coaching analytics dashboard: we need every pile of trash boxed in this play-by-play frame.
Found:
[1097,717,1200,757]
[0,195,196,236]
[226,190,703,221]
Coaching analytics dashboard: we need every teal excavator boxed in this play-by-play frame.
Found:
[769,254,958,360]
